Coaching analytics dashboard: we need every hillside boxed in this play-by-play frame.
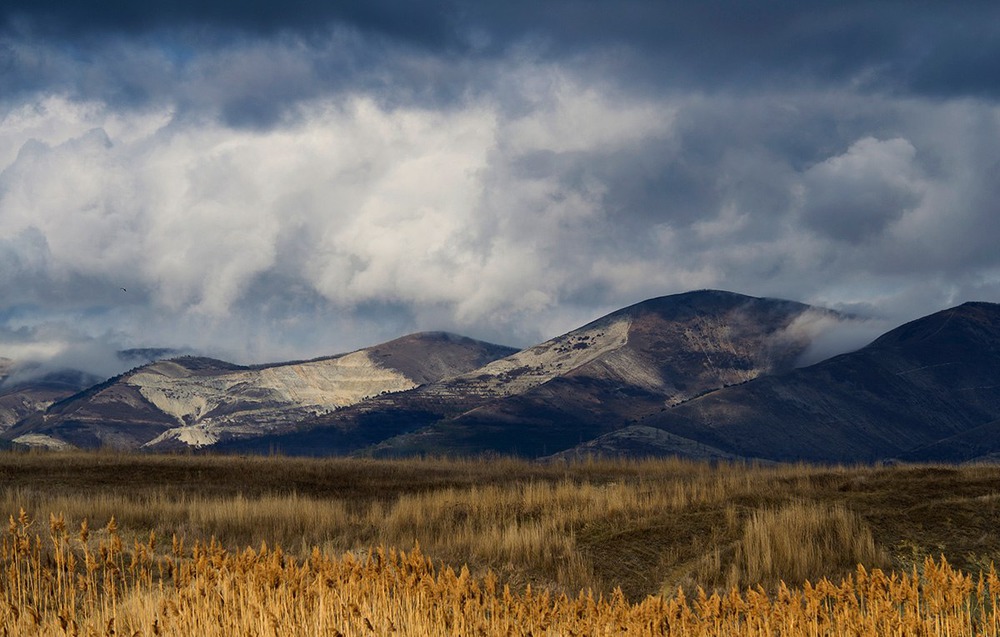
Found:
[4,333,516,450]
[222,290,836,457]
[586,301,1000,462]
[0,367,102,433]
[11,292,1000,463]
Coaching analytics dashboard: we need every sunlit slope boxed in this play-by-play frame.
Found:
[4,333,516,450]
[230,290,831,456]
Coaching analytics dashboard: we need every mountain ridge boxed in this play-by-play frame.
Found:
[585,301,1000,463]
[6,290,1000,465]
[216,290,836,457]
[5,332,516,450]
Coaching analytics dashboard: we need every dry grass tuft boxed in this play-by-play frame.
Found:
[732,501,887,590]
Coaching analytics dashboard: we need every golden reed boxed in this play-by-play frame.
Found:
[2,509,999,636]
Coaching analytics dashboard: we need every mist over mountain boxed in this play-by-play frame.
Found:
[579,301,1000,463]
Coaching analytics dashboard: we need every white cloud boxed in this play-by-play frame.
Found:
[502,69,675,154]
[798,136,925,242]
[0,71,686,360]
[0,95,171,168]
[778,310,891,367]
[2,34,1000,372]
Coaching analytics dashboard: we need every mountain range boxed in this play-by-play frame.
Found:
[2,290,999,463]
[4,333,515,451]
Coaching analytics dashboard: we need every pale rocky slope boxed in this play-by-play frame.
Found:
[422,317,632,400]
[4,333,516,450]
[139,350,426,448]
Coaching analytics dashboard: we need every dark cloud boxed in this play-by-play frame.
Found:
[471,1,1000,98]
[0,0,459,45]
[3,1,1000,99]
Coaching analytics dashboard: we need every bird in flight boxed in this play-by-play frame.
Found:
[121,288,127,292]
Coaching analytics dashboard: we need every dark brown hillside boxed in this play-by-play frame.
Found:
[364,331,518,385]
[0,369,101,431]
[625,302,1000,462]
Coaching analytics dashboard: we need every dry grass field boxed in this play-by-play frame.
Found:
[2,451,1000,634]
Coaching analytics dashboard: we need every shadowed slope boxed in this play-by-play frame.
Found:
[622,302,1000,462]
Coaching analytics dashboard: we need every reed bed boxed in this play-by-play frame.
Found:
[0,471,885,596]
[2,509,999,636]
[3,452,1000,601]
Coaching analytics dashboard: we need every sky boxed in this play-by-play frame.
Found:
[2,1,1000,377]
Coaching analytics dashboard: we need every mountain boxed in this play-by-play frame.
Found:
[1,364,103,435]
[582,301,1000,463]
[15,292,999,464]
[0,349,179,440]
[4,333,516,451]
[220,290,834,457]
[898,418,1000,463]
[545,425,756,463]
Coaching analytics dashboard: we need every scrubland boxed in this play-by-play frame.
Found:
[2,451,1000,635]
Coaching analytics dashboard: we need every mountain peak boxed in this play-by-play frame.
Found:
[608,290,811,322]
[320,291,831,459]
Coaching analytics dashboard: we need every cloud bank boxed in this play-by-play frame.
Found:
[2,2,1000,376]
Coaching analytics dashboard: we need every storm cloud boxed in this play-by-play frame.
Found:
[2,1,1000,376]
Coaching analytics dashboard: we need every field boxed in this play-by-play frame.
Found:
[2,451,1000,634]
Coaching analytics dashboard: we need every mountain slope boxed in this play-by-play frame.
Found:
[225,290,835,457]
[0,350,177,438]
[607,301,1000,462]
[5,333,516,450]
[0,369,101,433]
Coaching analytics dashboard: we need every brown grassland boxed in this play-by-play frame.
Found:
[1,450,1000,635]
